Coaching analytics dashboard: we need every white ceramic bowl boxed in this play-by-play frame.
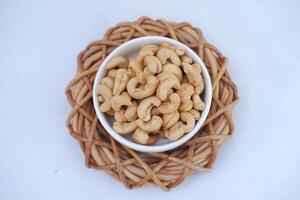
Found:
[93,36,212,152]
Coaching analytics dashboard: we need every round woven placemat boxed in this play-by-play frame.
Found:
[65,17,239,191]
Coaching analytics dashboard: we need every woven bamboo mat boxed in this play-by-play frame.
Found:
[65,17,239,191]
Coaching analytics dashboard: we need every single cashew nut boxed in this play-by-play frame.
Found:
[135,116,162,132]
[114,109,127,122]
[132,128,149,144]
[192,63,202,73]
[162,111,180,129]
[111,94,132,111]
[192,63,204,94]
[182,62,203,86]
[106,56,128,69]
[194,81,205,95]
[124,100,138,121]
[156,77,181,101]
[167,121,186,141]
[127,75,159,99]
[175,47,185,56]
[132,128,158,145]
[143,55,162,74]
[162,63,183,81]
[179,99,193,112]
[96,84,112,112]
[113,69,129,95]
[192,94,205,111]
[189,109,200,120]
[156,72,179,82]
[101,77,114,90]
[177,83,194,102]
[157,47,181,66]
[141,44,160,53]
[113,121,137,134]
[158,93,180,114]
[180,112,195,132]
[137,96,161,121]
[160,41,171,49]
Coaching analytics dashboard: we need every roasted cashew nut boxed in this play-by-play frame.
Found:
[162,110,180,129]
[106,56,128,69]
[179,99,193,112]
[135,116,162,132]
[158,93,180,114]
[160,41,172,49]
[143,55,162,74]
[192,94,205,111]
[192,63,202,73]
[194,82,205,95]
[182,62,203,86]
[127,75,159,99]
[167,121,186,141]
[124,100,138,121]
[101,77,114,90]
[180,112,195,132]
[132,128,158,145]
[156,77,181,101]
[137,96,161,121]
[177,83,194,102]
[157,47,181,66]
[96,77,112,107]
[141,44,160,53]
[189,109,200,120]
[156,72,179,82]
[162,63,183,81]
[113,121,137,134]
[175,47,185,56]
[96,84,112,112]
[132,128,149,144]
[113,69,129,95]
[111,94,132,111]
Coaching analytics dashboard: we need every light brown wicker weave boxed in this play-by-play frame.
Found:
[65,17,239,191]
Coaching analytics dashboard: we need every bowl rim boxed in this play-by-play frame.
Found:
[92,36,212,152]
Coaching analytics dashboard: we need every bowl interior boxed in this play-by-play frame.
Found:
[93,36,212,152]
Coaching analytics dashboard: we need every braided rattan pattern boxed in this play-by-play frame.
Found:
[65,17,239,191]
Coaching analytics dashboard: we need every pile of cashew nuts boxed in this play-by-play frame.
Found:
[96,42,205,145]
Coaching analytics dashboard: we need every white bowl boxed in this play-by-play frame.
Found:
[93,36,212,152]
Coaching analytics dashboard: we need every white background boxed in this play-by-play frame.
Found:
[1,0,299,199]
